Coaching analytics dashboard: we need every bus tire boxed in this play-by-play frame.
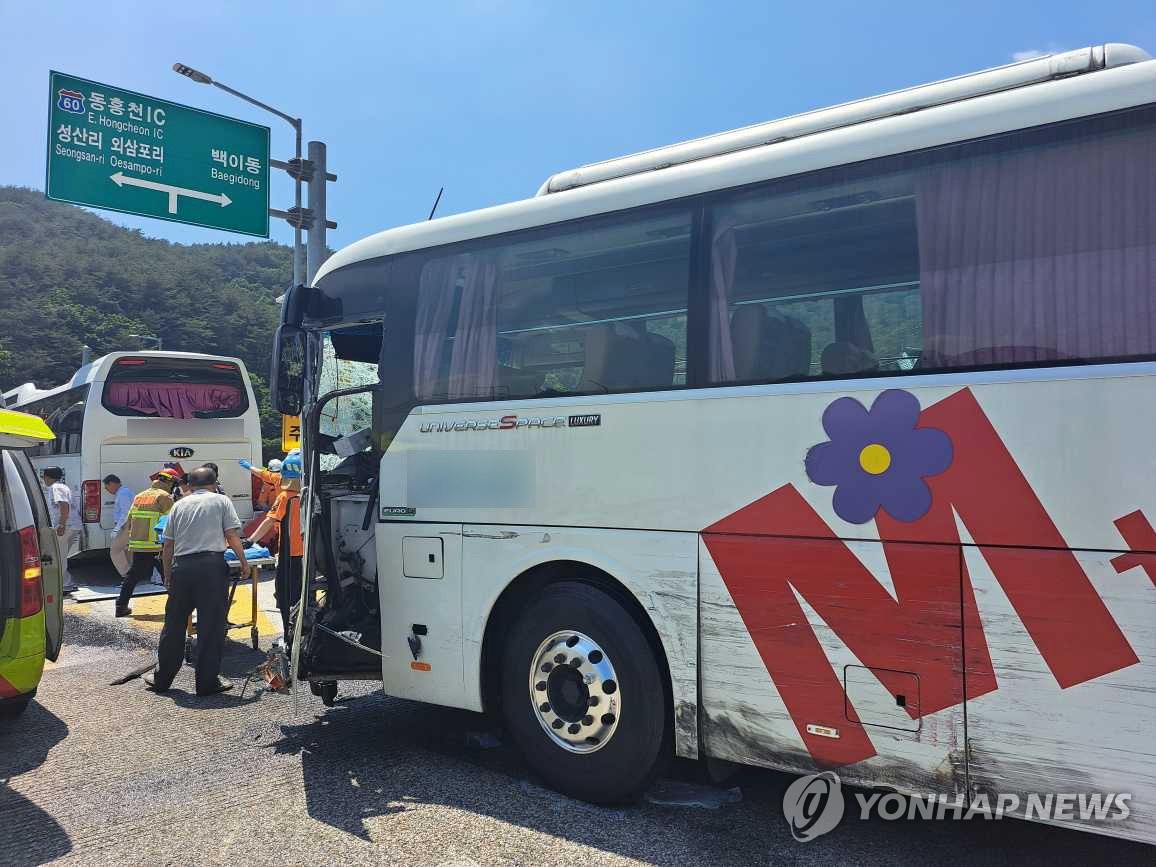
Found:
[500,580,667,804]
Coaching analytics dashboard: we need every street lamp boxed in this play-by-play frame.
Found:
[172,62,304,286]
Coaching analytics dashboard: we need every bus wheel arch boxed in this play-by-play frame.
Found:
[479,560,675,801]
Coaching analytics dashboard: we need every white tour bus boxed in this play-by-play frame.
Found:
[3,351,262,554]
[271,45,1156,843]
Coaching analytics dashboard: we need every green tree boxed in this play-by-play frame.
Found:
[0,186,291,459]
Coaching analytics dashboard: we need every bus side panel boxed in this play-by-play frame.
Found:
[376,522,465,708]
[459,527,700,758]
[965,545,1156,843]
[699,534,969,796]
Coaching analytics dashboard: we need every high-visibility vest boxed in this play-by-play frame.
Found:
[126,487,173,551]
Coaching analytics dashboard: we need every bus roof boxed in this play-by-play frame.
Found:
[314,42,1153,287]
[1,351,250,409]
[534,44,1149,196]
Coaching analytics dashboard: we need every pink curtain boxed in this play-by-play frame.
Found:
[412,253,499,401]
[448,257,498,399]
[105,382,243,419]
[917,125,1156,368]
[708,213,738,381]
[413,257,457,400]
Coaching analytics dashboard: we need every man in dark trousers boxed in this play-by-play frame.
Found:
[145,467,247,696]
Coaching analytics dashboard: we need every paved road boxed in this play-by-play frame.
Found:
[1,601,1152,865]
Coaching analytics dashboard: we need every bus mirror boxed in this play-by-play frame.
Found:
[271,324,305,417]
[280,284,308,328]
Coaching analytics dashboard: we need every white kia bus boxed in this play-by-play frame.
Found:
[3,351,262,554]
[271,45,1156,843]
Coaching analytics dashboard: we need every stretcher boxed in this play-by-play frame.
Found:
[185,556,276,650]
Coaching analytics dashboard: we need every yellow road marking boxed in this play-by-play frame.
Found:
[116,583,279,637]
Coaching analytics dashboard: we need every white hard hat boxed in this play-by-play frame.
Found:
[268,459,283,472]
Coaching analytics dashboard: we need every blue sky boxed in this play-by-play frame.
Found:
[2,1,1154,252]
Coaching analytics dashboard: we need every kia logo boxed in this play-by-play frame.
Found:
[170,447,195,459]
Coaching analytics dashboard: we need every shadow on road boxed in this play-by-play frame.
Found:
[263,693,1156,864]
[0,700,73,865]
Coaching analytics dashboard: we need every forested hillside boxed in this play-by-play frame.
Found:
[0,185,290,457]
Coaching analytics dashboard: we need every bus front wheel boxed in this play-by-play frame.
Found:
[500,580,667,804]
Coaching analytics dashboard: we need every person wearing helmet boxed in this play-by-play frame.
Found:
[115,466,179,617]
[247,451,302,644]
[238,457,282,512]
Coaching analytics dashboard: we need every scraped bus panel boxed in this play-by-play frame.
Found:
[276,45,1156,841]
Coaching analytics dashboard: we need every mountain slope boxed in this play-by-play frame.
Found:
[0,185,290,457]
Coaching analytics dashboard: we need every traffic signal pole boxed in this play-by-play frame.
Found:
[171,65,334,286]
[306,141,330,285]
[270,144,336,284]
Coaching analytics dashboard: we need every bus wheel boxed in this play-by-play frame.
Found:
[500,581,667,804]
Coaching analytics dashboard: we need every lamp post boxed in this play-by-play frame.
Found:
[172,63,304,286]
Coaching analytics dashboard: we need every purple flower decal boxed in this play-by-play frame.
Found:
[805,389,952,524]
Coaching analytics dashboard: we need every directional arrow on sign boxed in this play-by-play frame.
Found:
[109,171,232,214]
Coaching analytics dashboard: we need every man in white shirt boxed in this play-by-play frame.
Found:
[146,466,247,697]
[41,466,81,593]
[103,474,135,577]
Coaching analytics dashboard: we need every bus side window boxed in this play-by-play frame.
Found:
[411,209,693,402]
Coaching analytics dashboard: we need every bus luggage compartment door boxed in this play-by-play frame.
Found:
[376,522,464,706]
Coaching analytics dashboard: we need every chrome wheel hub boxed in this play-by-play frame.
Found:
[528,629,620,754]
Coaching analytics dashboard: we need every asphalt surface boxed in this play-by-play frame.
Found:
[1,581,1153,864]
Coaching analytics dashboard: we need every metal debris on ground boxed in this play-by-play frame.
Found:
[645,780,743,809]
[256,646,291,694]
[109,662,157,686]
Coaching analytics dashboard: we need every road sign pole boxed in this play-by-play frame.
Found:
[306,140,327,285]
[293,121,304,286]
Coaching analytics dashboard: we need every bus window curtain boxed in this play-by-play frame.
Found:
[413,257,456,401]
[104,383,243,418]
[448,256,498,400]
[412,253,499,401]
[707,213,738,382]
[916,124,1156,369]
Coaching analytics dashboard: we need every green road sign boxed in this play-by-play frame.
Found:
[46,71,270,237]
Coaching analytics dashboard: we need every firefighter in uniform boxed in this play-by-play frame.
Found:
[115,467,179,617]
[240,458,283,512]
[247,450,302,645]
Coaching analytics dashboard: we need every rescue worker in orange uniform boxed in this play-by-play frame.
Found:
[247,450,302,644]
[239,458,282,511]
[239,457,282,550]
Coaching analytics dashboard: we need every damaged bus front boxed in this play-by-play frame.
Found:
[272,287,393,700]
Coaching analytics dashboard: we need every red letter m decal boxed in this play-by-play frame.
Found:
[703,388,1137,767]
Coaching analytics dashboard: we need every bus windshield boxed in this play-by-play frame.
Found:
[101,356,249,419]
